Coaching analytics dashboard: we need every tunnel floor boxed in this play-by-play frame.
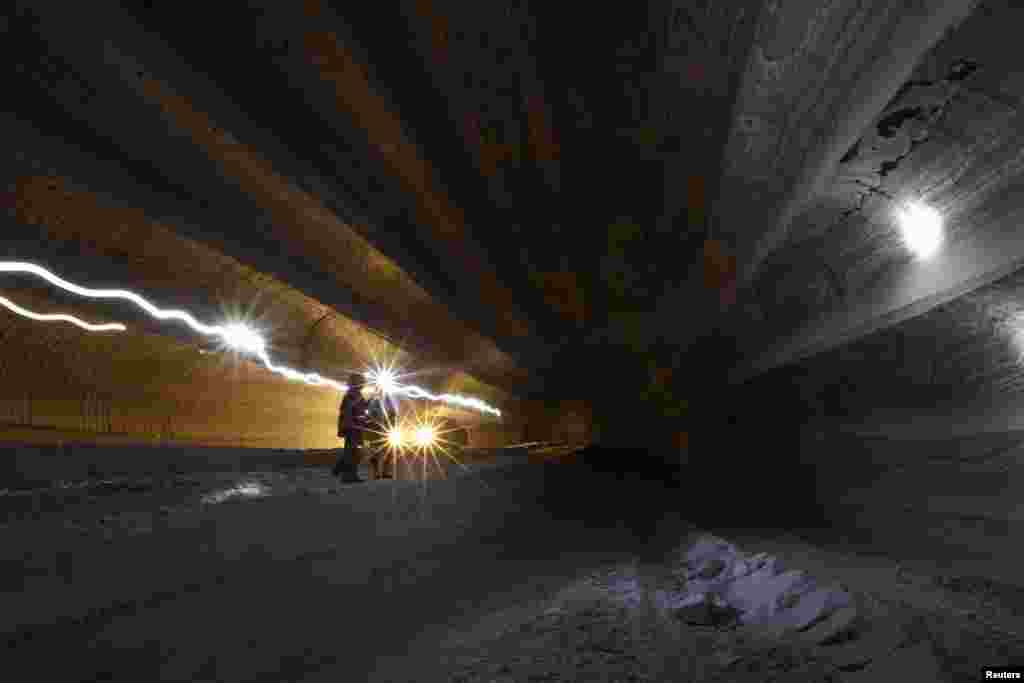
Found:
[2,454,1022,681]
[381,531,1024,682]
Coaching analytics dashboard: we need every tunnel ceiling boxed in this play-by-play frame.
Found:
[728,0,1024,383]
[8,0,1024,426]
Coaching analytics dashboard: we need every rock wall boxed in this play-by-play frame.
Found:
[0,314,341,450]
[798,427,1024,587]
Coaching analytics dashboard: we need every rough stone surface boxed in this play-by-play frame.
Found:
[840,642,944,682]
[697,556,727,579]
[753,588,842,638]
[671,592,739,627]
[800,605,859,645]
[14,473,1021,683]
[726,568,814,618]
[820,612,908,670]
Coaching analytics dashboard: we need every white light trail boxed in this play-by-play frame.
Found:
[395,384,501,416]
[0,261,226,336]
[0,261,502,416]
[0,295,126,332]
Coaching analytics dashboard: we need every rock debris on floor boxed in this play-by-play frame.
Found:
[5,465,1023,681]
[428,532,1024,682]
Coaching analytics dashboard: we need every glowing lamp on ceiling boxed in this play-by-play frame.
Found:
[896,201,944,260]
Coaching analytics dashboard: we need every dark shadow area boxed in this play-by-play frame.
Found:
[684,360,831,535]
[539,449,688,564]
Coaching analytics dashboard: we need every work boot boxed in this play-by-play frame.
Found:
[337,465,363,483]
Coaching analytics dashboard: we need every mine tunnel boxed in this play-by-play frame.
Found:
[3,1,1024,680]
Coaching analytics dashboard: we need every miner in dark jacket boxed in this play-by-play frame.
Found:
[333,372,370,482]
[364,396,395,479]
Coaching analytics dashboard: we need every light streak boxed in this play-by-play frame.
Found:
[0,261,229,336]
[395,385,501,416]
[0,295,126,332]
[0,261,502,416]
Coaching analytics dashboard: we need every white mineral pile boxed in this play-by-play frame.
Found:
[635,534,858,643]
